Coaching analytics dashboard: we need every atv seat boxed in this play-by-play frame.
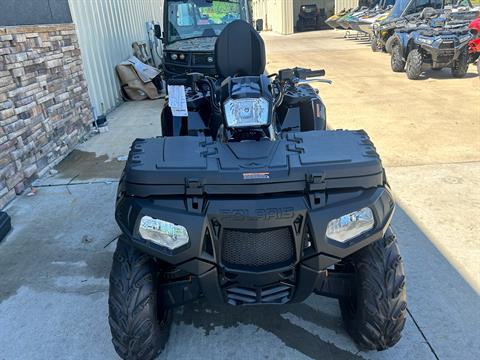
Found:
[214,20,266,78]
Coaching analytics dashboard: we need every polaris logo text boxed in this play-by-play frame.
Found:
[243,172,270,180]
[220,207,294,221]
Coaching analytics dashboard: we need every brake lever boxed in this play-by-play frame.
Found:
[297,78,333,85]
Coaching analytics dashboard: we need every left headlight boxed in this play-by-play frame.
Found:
[417,36,434,45]
[223,97,270,128]
[326,208,375,243]
[139,216,189,250]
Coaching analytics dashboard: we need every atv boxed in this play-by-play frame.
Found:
[372,0,476,53]
[468,17,480,75]
[109,20,407,360]
[390,8,473,79]
[372,0,447,53]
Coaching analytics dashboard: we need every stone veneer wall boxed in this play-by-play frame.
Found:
[0,23,92,208]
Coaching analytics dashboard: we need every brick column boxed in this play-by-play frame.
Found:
[0,24,93,208]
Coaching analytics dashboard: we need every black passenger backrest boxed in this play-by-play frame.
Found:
[214,20,266,78]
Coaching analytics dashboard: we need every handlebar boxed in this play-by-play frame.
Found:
[304,69,326,78]
[167,72,206,88]
[166,69,330,114]
[277,67,326,82]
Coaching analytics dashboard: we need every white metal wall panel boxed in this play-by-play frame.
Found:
[69,0,163,114]
[335,0,359,12]
[252,0,294,35]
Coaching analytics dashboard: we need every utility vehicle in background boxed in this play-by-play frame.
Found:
[296,4,328,31]
[156,0,256,80]
[109,19,407,360]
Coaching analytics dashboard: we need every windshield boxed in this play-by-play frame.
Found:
[389,0,443,18]
[166,0,243,43]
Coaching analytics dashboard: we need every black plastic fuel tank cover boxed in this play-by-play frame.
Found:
[123,130,384,196]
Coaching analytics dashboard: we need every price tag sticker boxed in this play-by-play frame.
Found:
[167,85,188,117]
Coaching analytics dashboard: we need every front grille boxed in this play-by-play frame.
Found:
[226,284,292,305]
[221,227,295,271]
[439,40,454,49]
[192,53,213,66]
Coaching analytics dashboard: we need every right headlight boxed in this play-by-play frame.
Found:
[459,34,472,43]
[223,97,270,128]
[326,208,375,243]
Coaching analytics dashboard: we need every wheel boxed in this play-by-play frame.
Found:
[109,238,172,360]
[385,35,395,54]
[406,49,423,80]
[391,43,406,72]
[297,21,303,32]
[451,49,469,78]
[371,36,381,52]
[339,228,407,351]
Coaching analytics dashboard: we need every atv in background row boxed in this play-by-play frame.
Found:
[468,17,480,74]
[390,8,474,79]
[371,0,477,53]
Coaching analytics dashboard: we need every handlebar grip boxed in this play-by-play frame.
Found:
[306,69,326,78]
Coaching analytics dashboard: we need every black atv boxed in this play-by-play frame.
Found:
[390,9,473,79]
[372,0,476,53]
[372,0,445,53]
[109,20,407,360]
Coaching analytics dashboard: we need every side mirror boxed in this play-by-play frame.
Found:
[154,24,162,39]
[255,19,264,32]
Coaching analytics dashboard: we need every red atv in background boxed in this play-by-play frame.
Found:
[469,17,480,75]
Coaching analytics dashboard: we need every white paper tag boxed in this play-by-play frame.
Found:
[167,85,188,117]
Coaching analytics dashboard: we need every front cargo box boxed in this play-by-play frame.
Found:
[123,130,384,197]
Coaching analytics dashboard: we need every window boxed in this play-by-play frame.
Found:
[167,0,243,43]
[176,3,194,26]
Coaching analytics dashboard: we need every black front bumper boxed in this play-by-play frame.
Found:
[420,39,470,67]
[116,186,394,307]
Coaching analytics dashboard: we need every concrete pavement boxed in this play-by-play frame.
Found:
[1,30,479,360]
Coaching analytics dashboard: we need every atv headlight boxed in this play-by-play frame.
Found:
[417,36,434,45]
[326,208,374,243]
[223,97,270,128]
[139,216,189,250]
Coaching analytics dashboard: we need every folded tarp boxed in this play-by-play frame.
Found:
[116,56,161,101]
